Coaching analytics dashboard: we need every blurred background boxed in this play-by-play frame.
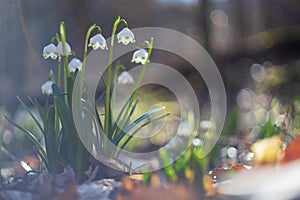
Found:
[1,0,300,160]
[1,0,300,110]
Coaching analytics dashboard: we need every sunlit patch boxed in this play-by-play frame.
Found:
[227,146,237,158]
[241,111,256,129]
[250,63,265,82]
[236,88,254,110]
[177,121,192,137]
[210,10,229,27]
[20,160,32,172]
[2,129,13,144]
[253,108,268,126]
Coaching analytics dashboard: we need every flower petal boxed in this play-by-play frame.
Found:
[41,81,53,95]
[68,58,82,73]
[56,42,72,56]
[43,44,58,59]
[88,34,108,50]
[117,71,134,85]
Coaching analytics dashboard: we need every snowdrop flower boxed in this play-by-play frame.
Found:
[274,114,286,127]
[117,27,135,45]
[178,121,192,137]
[200,120,212,130]
[131,49,149,65]
[117,71,134,84]
[56,41,72,56]
[193,138,203,147]
[88,34,108,50]
[227,147,238,158]
[43,44,58,59]
[68,58,82,73]
[41,80,53,95]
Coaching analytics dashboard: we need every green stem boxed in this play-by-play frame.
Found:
[104,16,121,147]
[134,38,153,90]
[113,38,154,143]
[57,60,62,88]
[63,55,69,94]
[54,59,62,148]
[81,23,99,96]
[59,22,69,101]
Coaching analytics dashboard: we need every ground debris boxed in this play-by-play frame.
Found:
[116,177,201,200]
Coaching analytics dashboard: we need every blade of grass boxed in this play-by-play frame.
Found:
[119,112,169,149]
[113,107,167,145]
[17,96,44,134]
[111,98,138,140]
[4,116,48,167]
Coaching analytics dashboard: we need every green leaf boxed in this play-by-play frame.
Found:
[110,97,137,140]
[258,120,281,139]
[5,116,48,167]
[17,96,44,134]
[114,108,169,147]
[67,77,74,106]
[119,112,169,149]
[30,98,46,124]
[44,106,62,173]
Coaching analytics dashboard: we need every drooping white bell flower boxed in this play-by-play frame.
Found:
[88,34,108,50]
[131,49,149,65]
[199,120,212,130]
[41,80,53,95]
[68,58,82,73]
[56,41,72,56]
[43,44,58,59]
[274,114,286,127]
[117,71,134,85]
[192,138,203,147]
[117,27,135,45]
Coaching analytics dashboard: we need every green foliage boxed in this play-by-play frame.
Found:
[207,107,240,167]
[258,120,281,139]
[158,144,207,185]
[143,112,206,196]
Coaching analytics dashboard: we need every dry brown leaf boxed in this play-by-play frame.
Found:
[208,163,250,182]
[117,184,200,200]
[203,174,216,196]
[53,184,78,200]
[281,134,300,163]
[121,177,135,191]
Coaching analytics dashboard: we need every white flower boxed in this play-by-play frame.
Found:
[41,80,53,95]
[199,120,212,130]
[56,41,72,56]
[117,27,135,45]
[43,44,58,59]
[192,138,203,147]
[88,34,108,50]
[117,71,134,84]
[68,58,82,73]
[227,147,238,158]
[178,121,192,137]
[274,114,286,127]
[131,49,149,65]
